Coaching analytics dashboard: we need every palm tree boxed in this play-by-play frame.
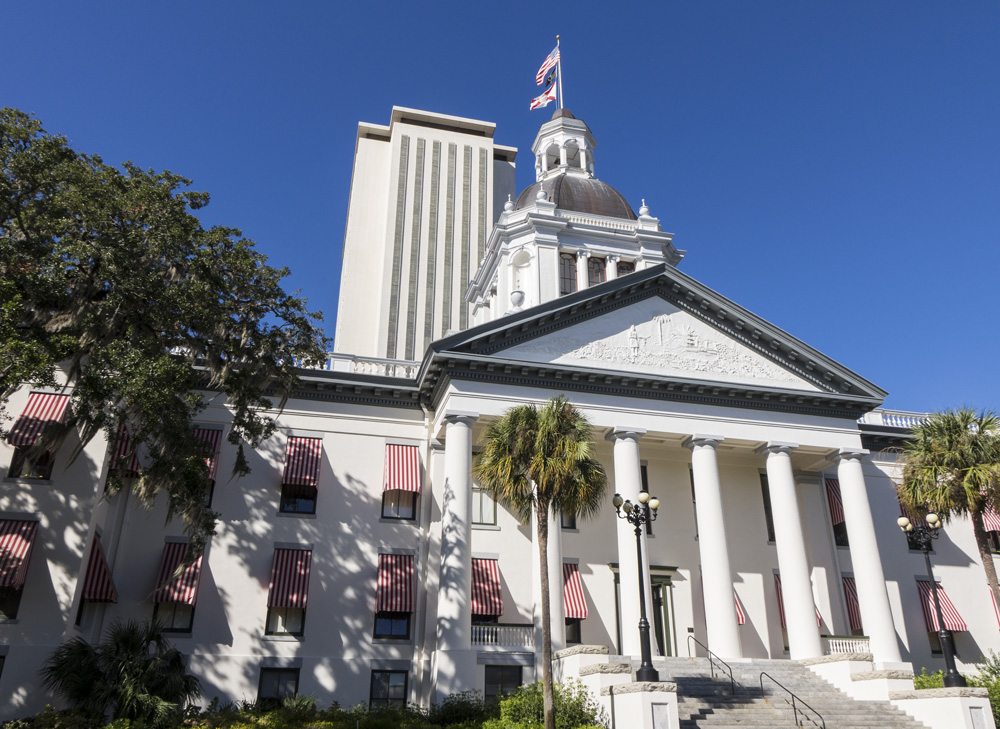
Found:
[898,409,1000,611]
[41,618,200,725]
[474,396,607,729]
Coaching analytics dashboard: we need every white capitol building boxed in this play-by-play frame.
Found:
[1,104,997,728]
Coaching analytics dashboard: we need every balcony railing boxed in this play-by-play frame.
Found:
[295,353,420,379]
[471,623,534,648]
[823,635,871,655]
[858,409,929,429]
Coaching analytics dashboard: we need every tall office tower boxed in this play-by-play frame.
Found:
[334,107,517,360]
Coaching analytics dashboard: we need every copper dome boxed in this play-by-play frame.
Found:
[514,175,637,221]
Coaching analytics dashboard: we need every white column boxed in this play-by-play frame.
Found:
[610,427,648,656]
[576,251,589,291]
[433,413,476,700]
[559,145,568,167]
[606,255,619,281]
[532,501,566,658]
[837,449,902,664]
[685,436,742,660]
[761,442,823,659]
[579,147,588,174]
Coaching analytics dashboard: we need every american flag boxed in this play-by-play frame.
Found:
[535,46,560,85]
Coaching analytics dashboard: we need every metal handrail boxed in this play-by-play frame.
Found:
[759,672,826,729]
[686,635,736,695]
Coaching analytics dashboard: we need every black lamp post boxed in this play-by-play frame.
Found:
[897,512,967,688]
[613,490,660,682]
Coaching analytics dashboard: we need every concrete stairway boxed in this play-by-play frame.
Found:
[629,656,930,729]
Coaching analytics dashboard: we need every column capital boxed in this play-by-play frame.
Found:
[835,448,869,462]
[683,434,725,450]
[755,441,799,456]
[577,249,590,259]
[606,426,646,443]
[443,411,478,427]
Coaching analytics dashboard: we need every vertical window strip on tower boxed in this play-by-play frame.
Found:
[153,542,203,605]
[477,147,487,262]
[423,141,441,350]
[385,135,410,358]
[376,553,415,613]
[404,139,425,361]
[442,143,457,335]
[267,548,312,610]
[0,519,38,590]
[459,145,472,330]
[82,535,118,603]
[470,558,504,616]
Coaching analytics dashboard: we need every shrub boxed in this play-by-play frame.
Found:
[913,667,944,690]
[492,681,606,729]
[428,691,494,727]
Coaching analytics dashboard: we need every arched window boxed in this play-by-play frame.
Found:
[588,257,606,286]
[559,253,577,295]
[545,144,560,171]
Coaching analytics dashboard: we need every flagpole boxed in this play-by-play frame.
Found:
[556,34,564,109]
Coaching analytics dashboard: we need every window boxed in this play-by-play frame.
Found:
[760,474,776,543]
[153,602,194,632]
[279,482,317,514]
[560,510,577,530]
[382,490,416,520]
[258,667,299,707]
[484,665,522,703]
[616,260,636,277]
[7,448,54,480]
[927,631,959,657]
[0,588,23,620]
[587,257,606,286]
[559,253,578,295]
[832,521,850,548]
[472,614,499,625]
[988,531,1000,554]
[472,488,497,525]
[374,611,411,639]
[265,606,305,637]
[641,464,653,536]
[565,618,582,644]
[370,670,407,709]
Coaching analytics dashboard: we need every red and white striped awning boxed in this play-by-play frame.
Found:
[82,535,118,603]
[983,507,1000,533]
[193,427,222,479]
[562,563,588,620]
[0,519,38,590]
[267,548,312,609]
[153,542,203,605]
[111,423,141,476]
[916,579,967,632]
[471,558,504,617]
[988,587,1000,629]
[825,478,846,526]
[282,436,322,487]
[843,576,863,633]
[376,553,415,613]
[7,392,71,447]
[774,574,821,629]
[383,444,421,493]
[734,591,747,626]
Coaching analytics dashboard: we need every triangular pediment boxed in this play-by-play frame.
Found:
[495,296,822,391]
[431,265,887,407]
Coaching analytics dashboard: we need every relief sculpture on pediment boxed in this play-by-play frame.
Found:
[531,311,802,385]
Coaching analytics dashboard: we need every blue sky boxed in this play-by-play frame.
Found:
[3,2,998,412]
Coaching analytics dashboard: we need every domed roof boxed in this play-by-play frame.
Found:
[515,175,637,220]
